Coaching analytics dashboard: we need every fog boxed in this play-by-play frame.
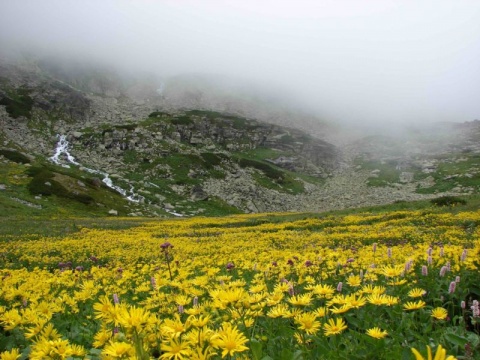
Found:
[1,0,480,127]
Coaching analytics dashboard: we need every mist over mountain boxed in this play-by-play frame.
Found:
[1,0,479,129]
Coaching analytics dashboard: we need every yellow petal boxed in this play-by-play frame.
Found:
[411,348,425,360]
[434,345,446,360]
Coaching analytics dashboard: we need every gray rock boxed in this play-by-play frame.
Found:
[108,209,118,216]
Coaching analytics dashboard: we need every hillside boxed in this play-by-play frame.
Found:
[1,58,480,217]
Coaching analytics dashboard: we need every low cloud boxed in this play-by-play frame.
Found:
[1,0,479,126]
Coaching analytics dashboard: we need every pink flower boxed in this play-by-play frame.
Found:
[421,265,428,276]
[448,281,456,294]
[439,266,447,277]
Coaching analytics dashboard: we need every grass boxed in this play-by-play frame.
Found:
[416,153,480,194]
[354,157,401,187]
[0,159,134,218]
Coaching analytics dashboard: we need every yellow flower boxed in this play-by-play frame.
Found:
[311,284,335,299]
[93,295,119,325]
[403,300,426,311]
[265,291,284,306]
[288,293,313,307]
[184,327,215,348]
[294,312,321,335]
[384,295,400,306]
[189,315,211,328]
[388,279,408,286]
[367,294,388,306]
[431,307,448,320]
[211,322,249,358]
[323,318,347,336]
[0,309,22,331]
[267,304,290,318]
[162,315,190,338]
[174,295,190,307]
[117,305,153,333]
[411,344,457,360]
[408,288,427,298]
[330,304,353,314]
[93,327,112,348]
[0,348,21,360]
[312,307,328,317]
[346,275,362,287]
[102,341,134,358]
[160,337,191,360]
[345,294,367,309]
[189,346,215,360]
[366,327,388,339]
[381,265,404,277]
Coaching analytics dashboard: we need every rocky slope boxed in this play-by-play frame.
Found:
[1,58,479,217]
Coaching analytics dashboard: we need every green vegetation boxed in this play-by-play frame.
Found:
[431,195,467,207]
[0,87,34,119]
[0,149,31,164]
[148,111,170,118]
[0,158,135,218]
[237,158,284,181]
[171,116,194,126]
[355,157,401,187]
[234,156,305,194]
[416,154,480,194]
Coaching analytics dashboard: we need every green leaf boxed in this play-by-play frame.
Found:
[466,332,480,348]
[469,286,480,297]
[293,350,304,360]
[250,338,263,360]
[345,314,361,329]
[444,332,469,348]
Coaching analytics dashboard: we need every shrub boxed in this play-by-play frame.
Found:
[171,116,193,126]
[238,158,284,182]
[148,111,170,118]
[200,153,223,168]
[0,149,31,164]
[27,167,94,204]
[431,196,467,207]
[0,87,34,119]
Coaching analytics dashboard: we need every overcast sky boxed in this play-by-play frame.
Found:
[1,0,479,126]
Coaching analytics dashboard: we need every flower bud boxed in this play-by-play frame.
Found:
[439,266,447,277]
[421,265,428,276]
[448,281,456,294]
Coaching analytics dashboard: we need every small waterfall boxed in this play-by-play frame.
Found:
[49,135,144,203]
